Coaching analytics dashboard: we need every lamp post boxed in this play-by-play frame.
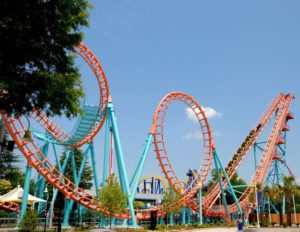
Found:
[43,186,49,232]
[198,182,203,225]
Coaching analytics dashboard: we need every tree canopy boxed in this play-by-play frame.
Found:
[161,186,181,214]
[98,174,127,229]
[0,0,92,118]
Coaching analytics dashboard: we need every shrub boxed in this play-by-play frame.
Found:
[18,210,38,232]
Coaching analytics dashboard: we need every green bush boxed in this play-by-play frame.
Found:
[18,210,38,232]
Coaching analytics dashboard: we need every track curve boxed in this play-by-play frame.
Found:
[152,91,213,196]
[30,42,109,148]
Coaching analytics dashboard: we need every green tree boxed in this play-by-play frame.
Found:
[98,174,127,229]
[161,186,181,214]
[0,179,11,195]
[264,177,298,226]
[282,176,297,226]
[0,124,35,194]
[0,0,92,118]
[18,210,38,232]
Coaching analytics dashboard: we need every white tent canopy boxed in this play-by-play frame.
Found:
[0,185,46,205]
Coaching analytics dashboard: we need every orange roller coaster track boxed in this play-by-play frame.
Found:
[0,41,295,224]
[186,93,294,221]
[152,91,214,196]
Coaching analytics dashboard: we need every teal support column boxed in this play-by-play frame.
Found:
[213,149,243,216]
[53,142,62,171]
[254,144,258,171]
[63,199,71,227]
[169,213,174,225]
[129,133,153,188]
[130,133,153,198]
[71,151,77,181]
[63,147,89,227]
[102,117,111,227]
[103,111,111,186]
[213,152,230,218]
[198,188,203,224]
[47,151,70,226]
[187,208,191,224]
[90,142,100,197]
[19,162,32,221]
[181,207,186,225]
[115,142,126,192]
[79,205,83,224]
[37,142,49,213]
[159,217,164,225]
[108,102,137,227]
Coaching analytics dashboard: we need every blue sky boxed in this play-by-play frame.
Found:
[29,1,300,192]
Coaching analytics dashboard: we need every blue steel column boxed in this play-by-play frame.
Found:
[186,207,191,224]
[90,142,100,197]
[37,142,49,213]
[19,162,33,221]
[214,149,243,216]
[169,212,174,225]
[108,102,137,227]
[63,199,71,227]
[71,150,78,182]
[47,151,71,226]
[130,133,153,198]
[254,144,258,171]
[213,151,230,218]
[103,110,111,186]
[181,206,186,224]
[63,147,90,227]
[129,140,148,187]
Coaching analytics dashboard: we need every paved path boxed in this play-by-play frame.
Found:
[184,228,237,232]
[90,227,300,232]
[244,227,300,232]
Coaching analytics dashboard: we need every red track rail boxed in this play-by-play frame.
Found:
[30,42,109,148]
[203,93,286,209]
[152,92,213,200]
[189,94,294,219]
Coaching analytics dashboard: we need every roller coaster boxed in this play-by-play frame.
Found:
[0,43,295,227]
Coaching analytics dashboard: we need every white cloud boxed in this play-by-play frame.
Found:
[185,106,222,123]
[182,131,203,140]
[213,131,223,137]
[296,177,300,185]
[182,131,222,140]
